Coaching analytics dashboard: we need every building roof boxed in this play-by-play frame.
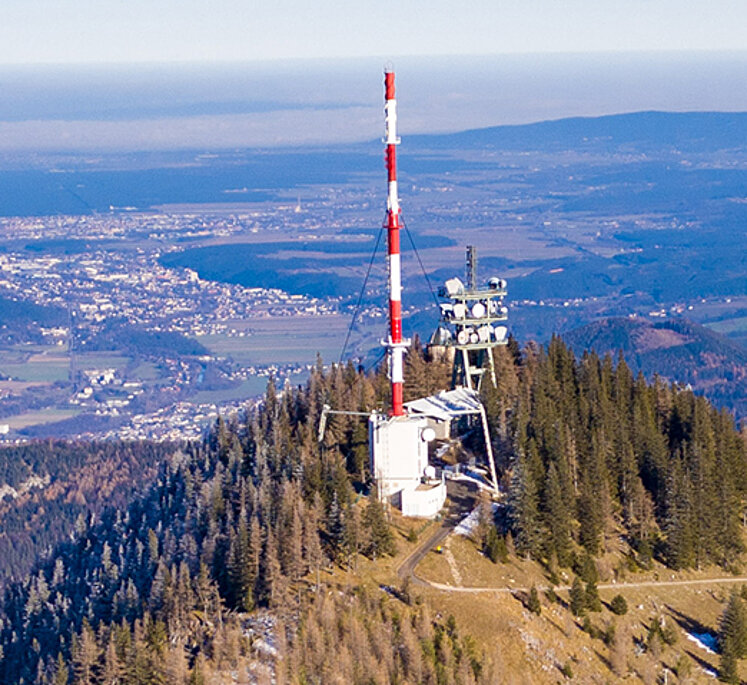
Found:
[404,387,483,422]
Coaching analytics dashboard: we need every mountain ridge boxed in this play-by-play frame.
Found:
[409,110,747,152]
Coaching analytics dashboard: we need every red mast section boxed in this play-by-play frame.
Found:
[383,69,409,416]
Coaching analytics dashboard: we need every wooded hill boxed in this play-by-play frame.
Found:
[562,316,747,417]
[0,338,745,683]
[0,441,178,587]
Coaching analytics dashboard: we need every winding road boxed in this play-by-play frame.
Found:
[397,482,747,594]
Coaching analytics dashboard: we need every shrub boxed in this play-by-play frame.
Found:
[485,527,507,564]
[610,594,628,616]
[603,621,616,646]
[527,585,541,616]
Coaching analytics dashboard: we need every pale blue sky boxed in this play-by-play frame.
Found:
[1,0,746,65]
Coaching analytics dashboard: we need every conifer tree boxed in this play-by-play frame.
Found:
[326,492,345,561]
[227,512,254,612]
[570,577,586,617]
[507,453,543,559]
[53,653,69,685]
[71,619,99,685]
[720,589,747,660]
[363,491,395,560]
[543,461,572,566]
[527,586,541,616]
[584,579,602,613]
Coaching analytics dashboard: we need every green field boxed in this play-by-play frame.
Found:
[75,354,133,370]
[3,408,80,430]
[705,315,747,335]
[0,361,70,383]
[129,361,162,381]
[190,372,309,405]
[197,314,377,366]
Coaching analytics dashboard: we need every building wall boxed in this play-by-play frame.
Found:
[369,414,429,500]
[400,480,447,518]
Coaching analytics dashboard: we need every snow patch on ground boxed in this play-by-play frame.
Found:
[701,664,718,679]
[686,630,718,655]
[443,465,495,492]
[454,502,501,537]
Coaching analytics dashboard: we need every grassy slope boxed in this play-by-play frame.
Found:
[335,509,747,683]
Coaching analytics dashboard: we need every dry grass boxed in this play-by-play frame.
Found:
[313,506,747,683]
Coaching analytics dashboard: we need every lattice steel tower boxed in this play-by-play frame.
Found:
[432,246,508,391]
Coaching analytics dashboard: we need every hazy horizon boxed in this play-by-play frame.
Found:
[0,51,746,153]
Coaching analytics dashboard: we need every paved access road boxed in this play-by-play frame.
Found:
[397,479,477,587]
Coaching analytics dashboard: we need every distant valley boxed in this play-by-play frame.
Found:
[0,109,745,441]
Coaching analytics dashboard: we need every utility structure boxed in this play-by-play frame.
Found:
[322,70,500,515]
[367,69,447,516]
[431,245,508,391]
[382,68,409,417]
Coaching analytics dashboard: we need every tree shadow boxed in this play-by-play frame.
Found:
[667,606,714,638]
[684,649,719,679]
[667,606,721,677]
[592,648,612,672]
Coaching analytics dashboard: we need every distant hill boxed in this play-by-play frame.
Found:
[562,316,747,415]
[410,111,747,153]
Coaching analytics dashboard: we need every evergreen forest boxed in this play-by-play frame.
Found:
[0,337,745,683]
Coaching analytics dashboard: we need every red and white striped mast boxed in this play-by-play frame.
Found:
[383,68,409,416]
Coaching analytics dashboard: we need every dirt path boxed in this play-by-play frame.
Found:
[397,493,747,594]
[419,575,747,594]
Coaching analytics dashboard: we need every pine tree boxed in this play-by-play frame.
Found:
[720,588,747,660]
[53,653,69,685]
[507,453,543,559]
[610,594,628,616]
[72,619,99,685]
[363,491,395,560]
[227,512,254,612]
[584,579,602,613]
[326,492,345,561]
[664,459,695,569]
[570,577,586,617]
[258,529,284,609]
[543,461,572,566]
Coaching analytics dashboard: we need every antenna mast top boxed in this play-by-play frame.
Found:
[382,69,409,416]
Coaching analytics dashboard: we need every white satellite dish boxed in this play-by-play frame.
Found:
[478,325,491,342]
[445,277,464,296]
[494,325,508,341]
[421,427,436,443]
[453,303,467,319]
[469,332,479,344]
[471,302,486,318]
[456,330,469,345]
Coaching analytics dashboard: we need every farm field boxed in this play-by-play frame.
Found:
[2,408,80,429]
[197,314,381,367]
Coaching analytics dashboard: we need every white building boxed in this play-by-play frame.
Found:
[369,413,446,518]
[368,387,499,519]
